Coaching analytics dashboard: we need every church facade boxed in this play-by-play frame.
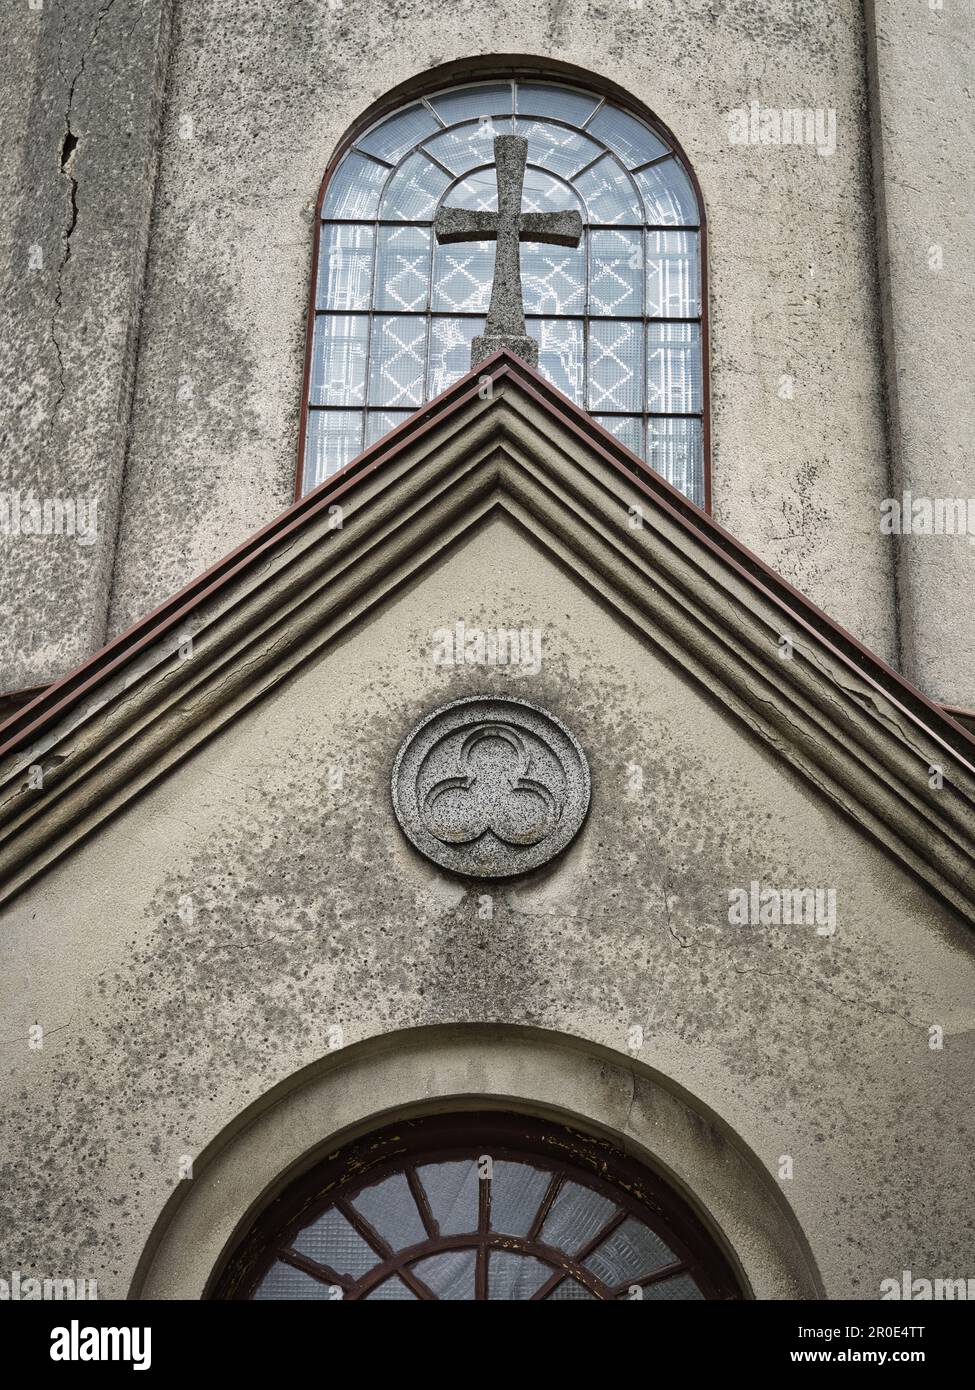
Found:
[1,0,973,1303]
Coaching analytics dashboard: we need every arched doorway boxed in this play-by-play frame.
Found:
[214,1111,741,1300]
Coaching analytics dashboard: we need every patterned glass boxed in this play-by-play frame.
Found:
[590,320,644,412]
[241,1136,718,1300]
[589,229,642,314]
[635,156,699,225]
[587,103,669,168]
[317,224,374,311]
[375,225,430,311]
[351,1172,427,1252]
[582,1216,677,1284]
[291,1208,378,1278]
[594,414,643,456]
[647,322,702,413]
[304,80,704,503]
[369,316,427,407]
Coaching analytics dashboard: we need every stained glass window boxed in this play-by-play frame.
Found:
[303,80,706,506]
[215,1113,741,1301]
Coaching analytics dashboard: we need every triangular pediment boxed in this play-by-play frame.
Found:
[1,352,974,917]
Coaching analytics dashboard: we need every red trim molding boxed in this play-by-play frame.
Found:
[1,349,973,775]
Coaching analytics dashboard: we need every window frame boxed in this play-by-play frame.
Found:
[296,63,711,511]
[212,1110,742,1301]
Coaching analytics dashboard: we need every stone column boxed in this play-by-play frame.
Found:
[0,0,175,690]
[865,0,975,708]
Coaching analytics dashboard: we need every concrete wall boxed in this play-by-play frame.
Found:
[134,1028,825,1300]
[5,0,931,692]
[107,0,896,657]
[0,0,174,689]
[1,517,972,1298]
[866,0,975,706]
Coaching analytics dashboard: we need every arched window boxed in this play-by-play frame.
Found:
[300,77,708,507]
[214,1112,741,1300]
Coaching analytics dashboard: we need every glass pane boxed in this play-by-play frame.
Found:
[583,1215,676,1285]
[350,1172,427,1252]
[309,314,368,405]
[589,321,644,412]
[375,225,430,311]
[369,316,427,407]
[417,1160,480,1235]
[587,104,669,168]
[574,154,642,224]
[429,83,513,126]
[365,410,414,446]
[647,323,701,412]
[540,1180,619,1254]
[423,124,497,176]
[635,157,698,225]
[632,1273,705,1301]
[307,87,709,512]
[647,417,704,505]
[589,229,642,314]
[488,1251,552,1300]
[444,168,499,213]
[411,1249,477,1300]
[520,167,582,214]
[535,318,584,404]
[546,1278,599,1300]
[515,82,600,126]
[594,415,643,457]
[522,242,585,315]
[488,1161,551,1237]
[429,317,485,395]
[433,238,494,312]
[303,410,362,490]
[363,1276,419,1300]
[292,1207,380,1278]
[317,225,373,311]
[646,231,701,317]
[321,152,388,220]
[253,1261,336,1300]
[379,152,450,221]
[357,103,439,163]
[514,118,601,180]
[444,166,581,218]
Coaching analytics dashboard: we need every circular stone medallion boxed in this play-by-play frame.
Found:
[391,696,591,878]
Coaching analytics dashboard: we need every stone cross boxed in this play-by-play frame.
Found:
[434,133,583,370]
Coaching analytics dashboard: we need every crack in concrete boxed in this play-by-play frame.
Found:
[49,0,120,435]
[663,877,690,948]
[0,1014,75,1049]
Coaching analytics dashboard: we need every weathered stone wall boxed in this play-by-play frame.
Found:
[865,0,975,706]
[0,0,174,689]
[7,2,975,703]
[107,0,896,660]
[1,519,972,1298]
[4,0,916,689]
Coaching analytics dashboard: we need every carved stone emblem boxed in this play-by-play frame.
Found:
[391,697,591,878]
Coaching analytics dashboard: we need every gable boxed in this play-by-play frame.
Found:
[1,352,974,923]
[5,510,975,1300]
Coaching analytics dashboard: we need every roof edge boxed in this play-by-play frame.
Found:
[2,349,972,764]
